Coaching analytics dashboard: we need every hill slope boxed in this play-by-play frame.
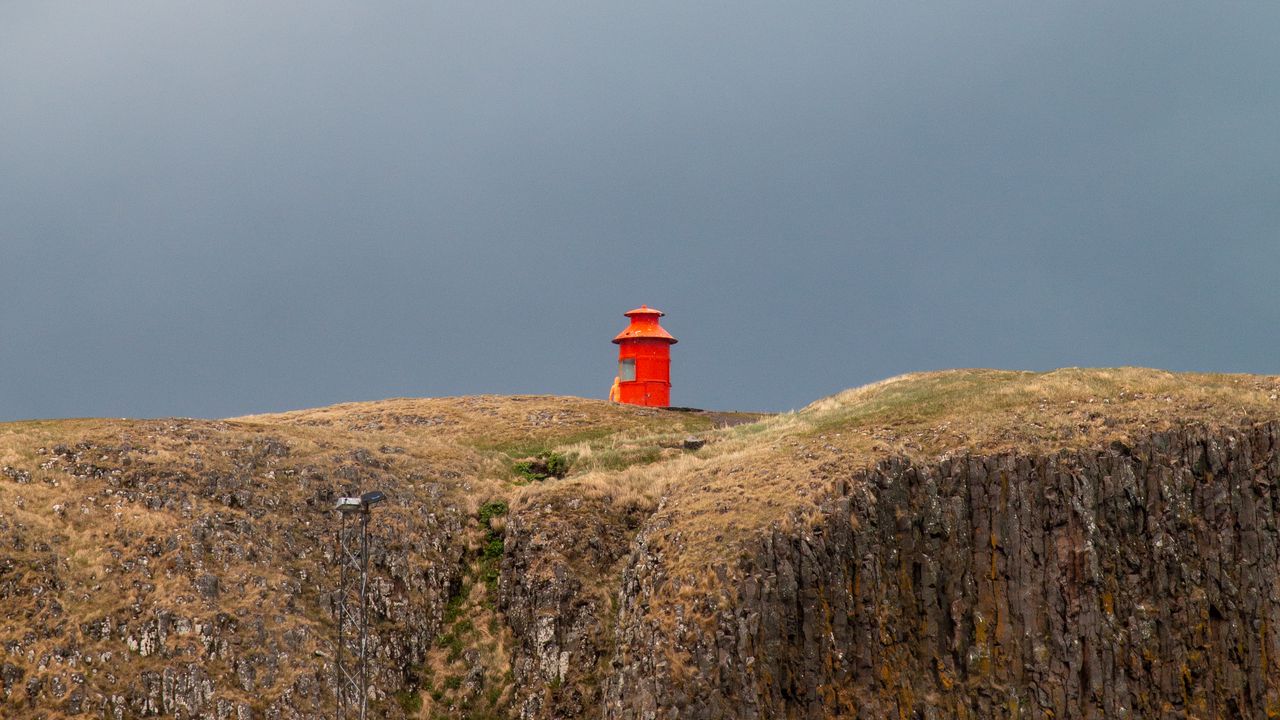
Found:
[3,369,1280,718]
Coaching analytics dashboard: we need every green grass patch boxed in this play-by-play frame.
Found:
[477,499,508,592]
[478,499,508,525]
[470,427,621,456]
[512,451,569,481]
[576,446,664,472]
[442,584,467,625]
[396,689,423,714]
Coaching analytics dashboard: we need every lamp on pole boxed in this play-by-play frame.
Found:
[334,490,386,720]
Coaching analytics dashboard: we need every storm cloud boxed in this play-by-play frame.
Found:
[2,1,1277,419]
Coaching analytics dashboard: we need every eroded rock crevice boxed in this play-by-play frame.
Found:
[500,493,656,720]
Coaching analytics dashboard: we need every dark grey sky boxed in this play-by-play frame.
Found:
[2,2,1278,420]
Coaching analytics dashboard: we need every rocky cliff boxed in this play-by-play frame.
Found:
[3,370,1280,719]
[603,424,1280,718]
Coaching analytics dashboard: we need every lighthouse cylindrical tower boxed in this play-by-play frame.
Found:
[612,305,677,407]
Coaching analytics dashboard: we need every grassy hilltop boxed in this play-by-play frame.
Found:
[2,368,1279,717]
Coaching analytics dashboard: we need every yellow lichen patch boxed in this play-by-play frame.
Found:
[935,659,956,691]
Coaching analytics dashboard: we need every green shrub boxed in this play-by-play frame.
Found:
[396,690,423,713]
[543,451,569,477]
[512,451,570,481]
[478,499,508,524]
[477,500,508,591]
[483,537,504,560]
[480,563,500,592]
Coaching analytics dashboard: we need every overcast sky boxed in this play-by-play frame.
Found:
[2,2,1278,420]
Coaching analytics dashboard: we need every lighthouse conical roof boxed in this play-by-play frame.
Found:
[613,305,677,344]
[623,304,664,318]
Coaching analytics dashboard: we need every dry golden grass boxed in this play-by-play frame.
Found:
[5,369,1277,713]
[591,367,1280,573]
[0,395,720,713]
[235,395,720,451]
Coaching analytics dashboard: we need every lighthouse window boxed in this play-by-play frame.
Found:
[619,358,636,382]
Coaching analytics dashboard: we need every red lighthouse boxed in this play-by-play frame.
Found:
[611,305,677,407]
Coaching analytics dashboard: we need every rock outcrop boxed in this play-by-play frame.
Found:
[604,423,1280,718]
[6,373,1280,719]
[0,424,471,719]
[500,490,652,719]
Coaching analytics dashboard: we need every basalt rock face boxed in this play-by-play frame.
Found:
[0,428,470,719]
[603,423,1280,719]
[500,492,651,720]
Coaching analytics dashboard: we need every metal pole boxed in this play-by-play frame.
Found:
[336,508,361,719]
[333,492,382,720]
[336,520,346,720]
[360,507,369,720]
